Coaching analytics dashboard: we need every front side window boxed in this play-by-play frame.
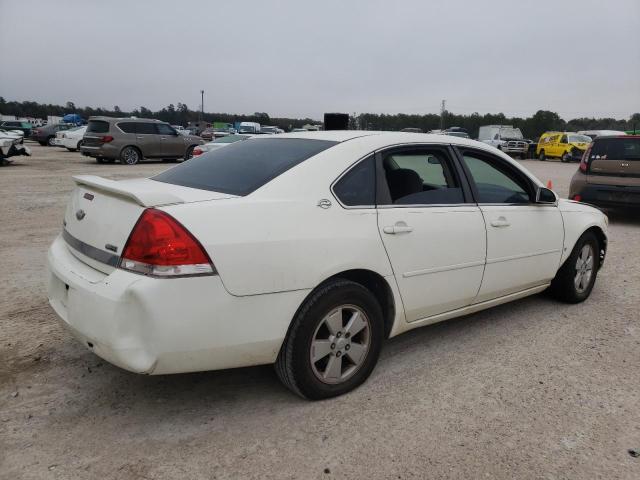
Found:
[461,152,531,204]
[380,149,464,205]
[157,123,176,135]
[333,156,375,207]
[560,135,568,144]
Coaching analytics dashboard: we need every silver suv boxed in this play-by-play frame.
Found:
[80,117,203,164]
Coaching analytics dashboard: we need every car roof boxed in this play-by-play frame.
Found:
[88,116,165,123]
[258,130,489,148]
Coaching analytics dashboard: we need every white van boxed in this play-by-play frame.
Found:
[238,122,261,134]
[478,125,528,157]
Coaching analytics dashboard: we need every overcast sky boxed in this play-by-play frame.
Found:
[1,0,638,120]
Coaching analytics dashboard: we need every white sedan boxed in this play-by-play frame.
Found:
[47,132,608,399]
[53,126,87,151]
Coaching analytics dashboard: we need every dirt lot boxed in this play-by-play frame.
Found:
[1,143,639,479]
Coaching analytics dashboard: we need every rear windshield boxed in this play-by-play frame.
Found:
[590,137,640,161]
[153,138,337,195]
[87,120,109,134]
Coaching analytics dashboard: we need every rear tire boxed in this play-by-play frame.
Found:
[38,141,47,146]
[538,149,546,161]
[47,136,55,146]
[275,279,384,400]
[550,232,600,303]
[96,157,105,163]
[120,146,141,165]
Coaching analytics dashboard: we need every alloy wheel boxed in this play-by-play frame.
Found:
[574,244,594,294]
[310,305,371,384]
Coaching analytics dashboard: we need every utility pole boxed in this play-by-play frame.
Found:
[200,90,204,123]
[440,99,446,130]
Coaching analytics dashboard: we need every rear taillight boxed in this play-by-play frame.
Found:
[192,147,203,156]
[579,145,592,172]
[100,135,114,143]
[119,209,215,277]
[573,194,582,202]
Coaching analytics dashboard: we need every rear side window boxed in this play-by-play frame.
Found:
[591,138,640,161]
[118,122,137,134]
[136,122,157,134]
[333,156,375,207]
[153,138,337,196]
[87,120,109,133]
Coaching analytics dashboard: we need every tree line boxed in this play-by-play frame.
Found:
[1,97,638,139]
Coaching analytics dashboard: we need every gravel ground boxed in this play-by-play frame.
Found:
[1,144,639,479]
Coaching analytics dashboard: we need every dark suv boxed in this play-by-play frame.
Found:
[80,117,203,164]
[569,136,640,208]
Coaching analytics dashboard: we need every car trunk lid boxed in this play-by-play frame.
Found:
[63,175,235,274]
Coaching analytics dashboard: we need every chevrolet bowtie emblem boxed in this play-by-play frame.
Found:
[76,209,86,221]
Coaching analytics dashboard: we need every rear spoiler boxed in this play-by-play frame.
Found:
[72,175,183,207]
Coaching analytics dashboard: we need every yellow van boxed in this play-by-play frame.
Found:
[536,132,592,162]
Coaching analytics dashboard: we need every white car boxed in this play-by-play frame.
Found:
[54,126,87,151]
[192,134,255,156]
[0,132,30,165]
[47,132,608,399]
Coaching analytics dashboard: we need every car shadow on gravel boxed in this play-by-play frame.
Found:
[49,292,561,423]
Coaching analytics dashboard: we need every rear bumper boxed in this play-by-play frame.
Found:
[47,234,308,374]
[570,182,640,207]
[80,144,120,159]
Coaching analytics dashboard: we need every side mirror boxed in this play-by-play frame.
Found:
[536,187,557,205]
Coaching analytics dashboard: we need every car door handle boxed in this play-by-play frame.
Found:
[490,216,511,228]
[383,223,413,234]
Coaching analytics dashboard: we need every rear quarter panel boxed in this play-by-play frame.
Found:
[161,137,395,296]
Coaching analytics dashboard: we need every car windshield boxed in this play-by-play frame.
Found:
[499,128,523,139]
[212,135,248,144]
[153,138,337,195]
[568,134,592,143]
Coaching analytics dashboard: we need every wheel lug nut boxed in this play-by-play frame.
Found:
[336,332,342,338]
[345,344,350,351]
[336,351,342,357]
[345,332,350,338]
[330,343,336,350]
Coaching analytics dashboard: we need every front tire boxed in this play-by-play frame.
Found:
[538,149,546,161]
[120,146,141,165]
[561,151,571,163]
[184,145,195,161]
[550,232,600,303]
[275,279,384,400]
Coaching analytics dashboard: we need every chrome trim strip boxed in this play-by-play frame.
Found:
[486,248,561,265]
[62,229,120,267]
[403,260,485,278]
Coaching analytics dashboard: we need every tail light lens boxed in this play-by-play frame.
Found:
[573,194,582,202]
[119,209,215,277]
[579,145,592,172]
[100,135,114,143]
[192,147,203,156]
